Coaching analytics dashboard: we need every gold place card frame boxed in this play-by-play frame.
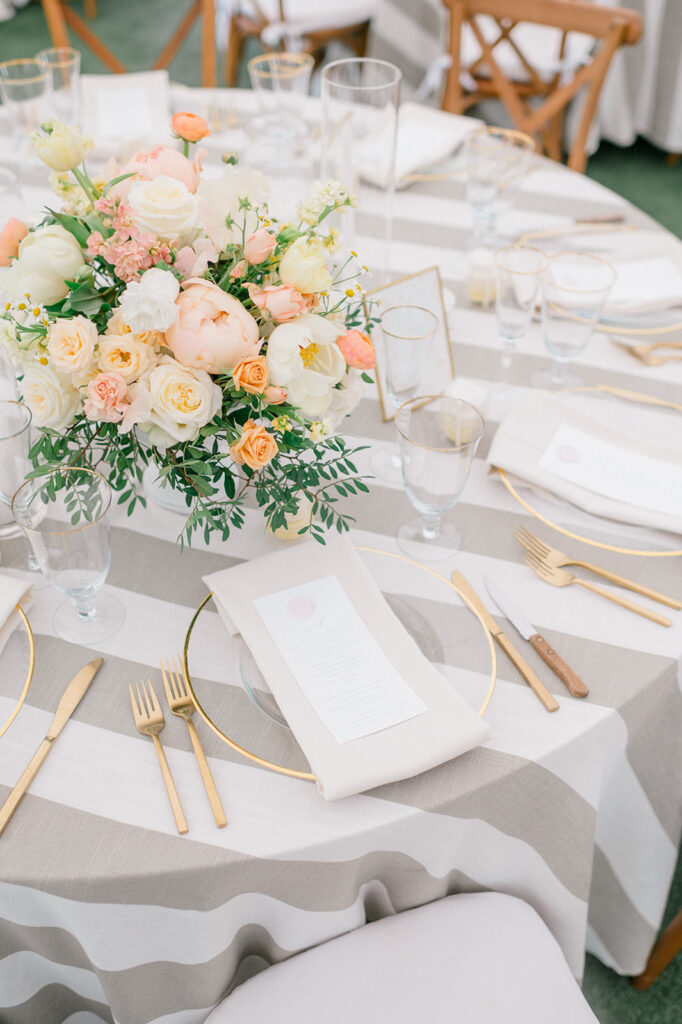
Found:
[365,266,456,421]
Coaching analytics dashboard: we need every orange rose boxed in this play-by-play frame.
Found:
[230,419,278,471]
[171,111,211,143]
[232,355,268,395]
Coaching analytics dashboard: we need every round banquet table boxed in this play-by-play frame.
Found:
[1,87,682,1024]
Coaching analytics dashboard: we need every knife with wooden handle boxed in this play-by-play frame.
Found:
[452,572,559,712]
[0,658,102,837]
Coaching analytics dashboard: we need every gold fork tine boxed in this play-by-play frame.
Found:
[515,526,551,558]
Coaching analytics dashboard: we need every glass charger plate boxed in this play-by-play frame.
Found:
[498,386,682,558]
[182,547,497,781]
[0,605,36,740]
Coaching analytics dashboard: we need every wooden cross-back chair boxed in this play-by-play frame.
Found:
[441,0,643,172]
[40,0,217,86]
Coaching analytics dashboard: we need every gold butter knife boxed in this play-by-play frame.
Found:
[452,572,559,713]
[0,658,103,837]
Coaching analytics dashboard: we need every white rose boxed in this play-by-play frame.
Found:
[22,364,80,429]
[266,313,345,418]
[32,119,92,172]
[145,355,222,444]
[278,236,332,294]
[46,316,97,376]
[4,224,85,305]
[128,175,200,246]
[117,267,180,333]
[98,333,157,383]
[198,165,269,251]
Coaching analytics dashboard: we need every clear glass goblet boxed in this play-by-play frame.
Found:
[12,467,124,645]
[464,126,535,246]
[534,251,616,390]
[36,46,81,126]
[371,305,439,482]
[396,395,484,561]
[0,59,52,160]
[247,52,314,171]
[0,400,38,564]
[493,244,547,409]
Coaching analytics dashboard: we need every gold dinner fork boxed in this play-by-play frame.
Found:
[522,551,671,627]
[514,526,681,609]
[161,655,226,829]
[129,680,188,834]
[611,339,682,366]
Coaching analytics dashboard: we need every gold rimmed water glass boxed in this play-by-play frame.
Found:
[0,400,37,563]
[465,126,536,245]
[0,58,52,158]
[36,46,81,126]
[493,244,547,408]
[247,52,314,168]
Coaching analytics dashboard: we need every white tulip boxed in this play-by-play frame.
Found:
[32,119,92,173]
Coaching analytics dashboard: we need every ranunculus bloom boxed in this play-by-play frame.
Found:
[278,236,332,294]
[83,371,128,423]
[244,227,277,265]
[47,316,98,376]
[171,111,211,143]
[232,355,268,395]
[230,419,278,471]
[114,144,205,198]
[31,119,91,172]
[0,218,28,266]
[4,224,86,305]
[165,277,261,373]
[336,329,376,370]
[248,283,314,323]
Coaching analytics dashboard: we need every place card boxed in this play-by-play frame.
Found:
[539,423,682,517]
[253,575,428,744]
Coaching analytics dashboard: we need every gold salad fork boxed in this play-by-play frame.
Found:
[515,526,681,609]
[129,680,188,834]
[161,655,226,829]
[522,551,671,627]
[612,339,682,366]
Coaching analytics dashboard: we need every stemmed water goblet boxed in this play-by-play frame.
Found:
[492,245,547,411]
[533,251,616,390]
[464,126,536,247]
[371,305,439,482]
[247,52,314,172]
[0,59,52,160]
[12,467,124,645]
[395,395,484,561]
[36,46,81,126]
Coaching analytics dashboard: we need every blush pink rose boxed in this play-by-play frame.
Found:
[248,284,314,323]
[165,277,262,373]
[112,145,205,198]
[244,227,277,265]
[0,218,28,266]
[83,371,129,423]
[337,329,376,370]
[264,385,287,405]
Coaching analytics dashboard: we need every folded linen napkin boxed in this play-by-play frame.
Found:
[204,535,490,800]
[604,257,682,316]
[488,390,682,535]
[0,572,33,654]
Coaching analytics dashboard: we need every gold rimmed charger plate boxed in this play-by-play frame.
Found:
[497,385,682,558]
[182,546,498,781]
[0,605,36,740]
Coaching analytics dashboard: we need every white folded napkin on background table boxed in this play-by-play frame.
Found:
[0,572,33,654]
[204,536,490,800]
[605,257,682,316]
[488,390,682,535]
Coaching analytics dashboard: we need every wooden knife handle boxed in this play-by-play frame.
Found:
[530,635,589,699]
[495,634,559,713]
[0,738,52,837]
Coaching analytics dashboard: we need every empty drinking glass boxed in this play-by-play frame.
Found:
[36,46,81,126]
[12,467,124,645]
[535,251,616,389]
[247,52,314,168]
[396,395,484,561]
[0,401,37,560]
[0,59,52,159]
[465,127,535,246]
[493,245,547,405]
[372,305,439,482]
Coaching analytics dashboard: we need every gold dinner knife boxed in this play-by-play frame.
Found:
[0,657,103,836]
[452,572,559,713]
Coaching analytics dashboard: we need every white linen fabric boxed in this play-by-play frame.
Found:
[605,257,682,316]
[487,390,682,535]
[0,572,32,654]
[205,535,490,799]
[206,893,598,1023]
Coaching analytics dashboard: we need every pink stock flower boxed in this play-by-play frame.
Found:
[0,218,28,266]
[243,227,277,265]
[336,329,376,370]
[248,283,314,323]
[83,371,129,423]
[165,277,262,373]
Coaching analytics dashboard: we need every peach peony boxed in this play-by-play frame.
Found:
[171,111,210,143]
[0,218,28,266]
[230,419,278,471]
[113,145,205,198]
[232,356,268,395]
[248,283,314,323]
[244,227,277,265]
[83,371,129,423]
[337,329,376,370]
[165,277,262,373]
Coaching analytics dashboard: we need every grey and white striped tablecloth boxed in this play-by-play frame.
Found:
[1,100,682,1024]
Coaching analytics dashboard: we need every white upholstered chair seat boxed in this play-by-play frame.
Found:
[204,892,598,1023]
[234,0,378,48]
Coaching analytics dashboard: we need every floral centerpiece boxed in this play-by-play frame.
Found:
[0,113,377,544]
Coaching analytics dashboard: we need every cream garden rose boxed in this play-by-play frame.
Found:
[145,355,222,444]
[266,313,345,418]
[31,120,92,173]
[46,316,97,376]
[98,334,157,383]
[22,364,80,429]
[4,224,85,305]
[278,236,332,295]
[128,175,200,246]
